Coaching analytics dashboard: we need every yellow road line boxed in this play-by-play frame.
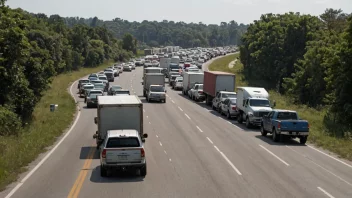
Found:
[67,145,96,198]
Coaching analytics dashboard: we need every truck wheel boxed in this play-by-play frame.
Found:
[237,114,243,124]
[245,117,251,128]
[100,166,107,177]
[272,128,280,142]
[140,164,147,176]
[163,99,166,103]
[299,136,307,144]
[260,124,267,136]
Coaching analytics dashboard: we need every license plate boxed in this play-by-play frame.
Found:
[118,155,127,160]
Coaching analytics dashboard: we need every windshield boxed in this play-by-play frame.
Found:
[88,94,100,99]
[114,91,130,95]
[150,86,164,92]
[106,137,140,148]
[94,84,104,89]
[230,98,237,105]
[84,86,94,90]
[222,93,237,98]
[198,85,203,89]
[99,77,107,80]
[170,64,179,69]
[249,99,270,107]
[277,112,298,120]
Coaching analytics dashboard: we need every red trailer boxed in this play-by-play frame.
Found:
[203,71,236,105]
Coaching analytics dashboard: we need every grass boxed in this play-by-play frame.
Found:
[137,49,145,57]
[209,54,352,161]
[0,61,113,191]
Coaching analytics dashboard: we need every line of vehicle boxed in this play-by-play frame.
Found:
[259,145,290,166]
[317,187,335,198]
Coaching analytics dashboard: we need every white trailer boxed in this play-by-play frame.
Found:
[142,73,165,97]
[236,87,273,128]
[93,95,144,148]
[182,72,204,95]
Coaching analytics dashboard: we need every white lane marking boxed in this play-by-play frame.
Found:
[169,158,172,162]
[184,113,191,120]
[232,124,243,130]
[164,150,167,154]
[317,187,335,198]
[178,106,183,111]
[286,146,352,186]
[5,81,82,198]
[134,91,136,94]
[171,100,175,103]
[156,135,159,138]
[219,151,242,175]
[196,126,203,133]
[259,145,290,166]
[206,137,214,144]
[159,141,163,146]
[308,145,352,169]
[149,122,151,124]
[143,109,145,112]
[146,116,148,118]
[227,121,232,124]
[214,145,220,152]
[166,94,169,97]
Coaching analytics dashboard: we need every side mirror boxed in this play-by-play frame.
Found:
[94,117,98,124]
[165,90,167,93]
[93,134,98,139]
[143,134,148,138]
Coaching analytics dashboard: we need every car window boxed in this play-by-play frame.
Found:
[277,112,298,120]
[106,137,140,148]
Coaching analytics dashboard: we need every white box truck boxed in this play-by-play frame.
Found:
[182,72,204,95]
[160,58,171,76]
[142,73,165,97]
[236,87,273,128]
[93,95,144,148]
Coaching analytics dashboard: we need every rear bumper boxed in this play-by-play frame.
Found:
[101,161,146,169]
[279,131,309,136]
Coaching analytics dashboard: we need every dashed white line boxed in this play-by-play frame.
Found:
[214,145,220,152]
[143,109,146,112]
[149,122,151,124]
[219,151,242,175]
[206,137,214,144]
[232,124,243,130]
[156,135,159,138]
[196,126,203,133]
[171,100,175,103]
[178,106,183,111]
[227,121,232,124]
[259,145,290,166]
[169,158,172,162]
[159,141,163,146]
[146,116,148,118]
[184,113,191,120]
[164,150,167,154]
[308,145,352,169]
[134,91,136,94]
[317,187,335,198]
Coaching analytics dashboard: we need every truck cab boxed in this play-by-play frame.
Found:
[147,85,166,103]
[212,91,237,112]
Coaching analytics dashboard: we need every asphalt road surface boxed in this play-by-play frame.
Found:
[2,58,352,198]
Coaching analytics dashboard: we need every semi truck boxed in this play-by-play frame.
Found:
[236,87,273,128]
[203,71,236,105]
[93,95,144,149]
[182,72,204,95]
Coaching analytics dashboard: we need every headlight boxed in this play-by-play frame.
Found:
[248,112,254,117]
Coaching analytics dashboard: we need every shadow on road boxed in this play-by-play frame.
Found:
[255,135,307,147]
[90,165,145,183]
[80,147,100,159]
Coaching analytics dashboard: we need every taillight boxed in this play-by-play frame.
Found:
[141,148,145,158]
[232,106,237,110]
[277,122,281,129]
[198,91,203,94]
[102,149,107,158]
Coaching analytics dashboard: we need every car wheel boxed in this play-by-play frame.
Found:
[100,165,107,177]
[260,125,267,136]
[227,111,231,119]
[299,136,307,144]
[140,164,147,176]
[272,128,280,142]
[245,117,251,128]
[212,104,216,110]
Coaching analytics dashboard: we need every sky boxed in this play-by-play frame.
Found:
[6,0,352,25]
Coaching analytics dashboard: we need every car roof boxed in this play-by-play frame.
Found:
[83,84,94,87]
[107,129,139,138]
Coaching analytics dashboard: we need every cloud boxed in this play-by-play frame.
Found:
[222,0,259,5]
[314,0,332,4]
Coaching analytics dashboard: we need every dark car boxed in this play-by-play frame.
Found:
[108,85,123,95]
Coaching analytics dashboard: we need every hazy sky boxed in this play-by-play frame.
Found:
[6,0,352,24]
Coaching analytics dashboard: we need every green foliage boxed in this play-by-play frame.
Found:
[0,7,134,136]
[64,17,248,48]
[122,33,137,54]
[240,8,352,136]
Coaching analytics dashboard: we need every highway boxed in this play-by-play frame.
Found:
[2,57,352,198]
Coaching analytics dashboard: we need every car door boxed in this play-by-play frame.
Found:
[265,111,274,132]
[214,92,220,107]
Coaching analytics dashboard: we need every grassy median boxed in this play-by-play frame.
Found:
[0,61,113,191]
[209,54,352,161]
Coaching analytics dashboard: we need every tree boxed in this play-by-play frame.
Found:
[122,33,137,54]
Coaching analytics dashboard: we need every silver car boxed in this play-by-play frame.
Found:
[220,98,239,119]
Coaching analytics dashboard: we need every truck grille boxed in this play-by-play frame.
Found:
[255,111,269,117]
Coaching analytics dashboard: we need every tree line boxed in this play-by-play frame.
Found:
[64,17,248,48]
[0,2,135,136]
[240,9,352,132]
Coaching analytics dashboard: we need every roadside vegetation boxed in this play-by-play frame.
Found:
[0,1,136,190]
[209,9,352,161]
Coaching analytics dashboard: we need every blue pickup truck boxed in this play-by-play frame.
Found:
[261,109,309,144]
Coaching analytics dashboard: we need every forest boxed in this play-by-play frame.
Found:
[63,16,248,48]
[0,3,135,136]
[240,9,352,136]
